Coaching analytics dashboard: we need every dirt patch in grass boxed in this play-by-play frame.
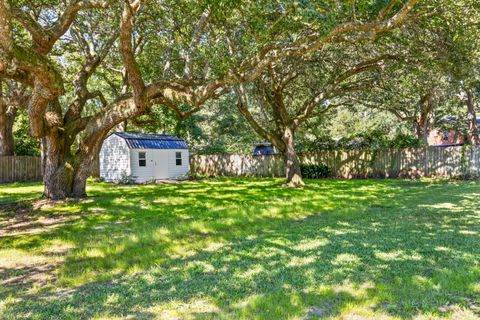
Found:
[0,242,73,299]
[0,215,74,237]
[0,263,57,289]
[0,200,34,216]
[0,247,70,299]
[0,197,98,238]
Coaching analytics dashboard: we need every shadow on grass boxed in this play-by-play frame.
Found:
[1,178,479,319]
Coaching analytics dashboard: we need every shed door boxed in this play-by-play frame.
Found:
[153,150,169,179]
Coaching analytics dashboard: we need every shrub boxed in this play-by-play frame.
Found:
[388,133,422,148]
[118,171,136,185]
[92,176,105,183]
[300,164,331,179]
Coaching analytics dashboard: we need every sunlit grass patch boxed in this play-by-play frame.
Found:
[147,297,221,319]
[0,248,51,269]
[0,178,479,319]
[0,183,43,203]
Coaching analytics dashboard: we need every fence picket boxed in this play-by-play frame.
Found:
[190,147,477,179]
[4,148,480,184]
[0,156,99,183]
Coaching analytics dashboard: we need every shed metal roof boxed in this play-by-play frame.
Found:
[113,132,188,149]
[442,116,480,125]
[252,143,277,155]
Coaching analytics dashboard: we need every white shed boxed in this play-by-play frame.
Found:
[99,132,189,182]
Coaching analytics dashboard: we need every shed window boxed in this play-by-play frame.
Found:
[175,152,182,166]
[139,152,146,167]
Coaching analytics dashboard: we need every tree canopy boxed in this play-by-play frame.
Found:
[1,0,480,196]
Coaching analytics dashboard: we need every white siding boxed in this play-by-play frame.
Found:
[100,134,131,182]
[130,149,189,181]
[168,149,189,178]
[130,149,155,182]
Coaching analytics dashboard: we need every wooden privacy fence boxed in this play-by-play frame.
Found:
[0,156,42,183]
[3,146,480,183]
[190,146,480,179]
[0,156,100,183]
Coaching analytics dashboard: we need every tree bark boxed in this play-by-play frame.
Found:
[41,122,111,199]
[465,90,480,145]
[282,127,304,187]
[415,122,428,144]
[41,133,107,199]
[71,158,93,198]
[415,91,434,144]
[71,131,108,197]
[0,105,16,155]
[41,133,75,200]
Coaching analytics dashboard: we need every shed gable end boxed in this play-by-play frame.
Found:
[100,135,131,181]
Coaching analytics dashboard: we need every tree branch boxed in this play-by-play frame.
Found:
[64,30,118,123]
[12,0,112,54]
[0,0,12,54]
[183,7,210,79]
[293,55,397,128]
[120,0,146,110]
[87,90,108,107]
[234,83,285,150]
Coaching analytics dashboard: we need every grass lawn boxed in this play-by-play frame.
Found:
[0,178,479,319]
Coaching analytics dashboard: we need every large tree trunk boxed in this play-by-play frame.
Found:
[41,94,143,199]
[41,128,107,199]
[415,91,435,144]
[0,105,16,155]
[282,127,304,187]
[465,90,480,145]
[415,115,429,144]
[42,133,75,200]
[71,132,108,197]
[71,158,93,198]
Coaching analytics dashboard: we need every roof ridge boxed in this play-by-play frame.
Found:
[114,132,184,141]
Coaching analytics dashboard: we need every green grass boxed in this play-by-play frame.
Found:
[0,178,479,319]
